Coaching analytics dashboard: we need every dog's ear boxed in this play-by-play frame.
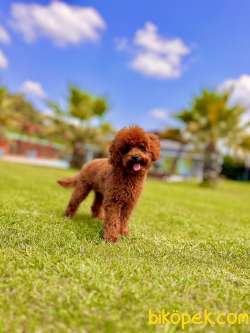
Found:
[109,138,120,166]
[148,133,160,161]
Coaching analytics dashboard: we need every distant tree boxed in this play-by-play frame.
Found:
[159,128,187,143]
[0,87,9,139]
[236,134,250,158]
[0,87,45,136]
[0,86,73,152]
[176,89,249,186]
[68,86,107,122]
[48,85,110,168]
[91,121,115,156]
[0,87,9,131]
[159,128,188,175]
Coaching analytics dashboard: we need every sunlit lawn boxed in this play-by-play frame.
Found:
[0,161,250,333]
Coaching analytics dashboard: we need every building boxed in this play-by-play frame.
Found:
[152,139,204,180]
[0,132,64,160]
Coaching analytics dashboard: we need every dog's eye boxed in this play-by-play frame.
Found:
[139,144,146,152]
[123,145,130,154]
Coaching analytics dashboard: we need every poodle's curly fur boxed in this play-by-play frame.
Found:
[58,126,160,242]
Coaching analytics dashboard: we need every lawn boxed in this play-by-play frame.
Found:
[0,161,250,333]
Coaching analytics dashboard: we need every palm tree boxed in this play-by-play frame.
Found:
[0,87,9,139]
[48,85,109,168]
[159,128,188,175]
[176,89,248,186]
[235,134,250,180]
[0,87,44,135]
[236,134,250,157]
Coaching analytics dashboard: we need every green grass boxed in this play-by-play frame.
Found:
[0,161,250,333]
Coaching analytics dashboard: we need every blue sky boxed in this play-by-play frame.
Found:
[0,0,250,130]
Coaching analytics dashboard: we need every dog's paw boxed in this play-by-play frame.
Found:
[92,211,105,221]
[64,210,74,218]
[120,227,129,236]
[103,231,119,243]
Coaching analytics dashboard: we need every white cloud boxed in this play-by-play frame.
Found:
[0,25,11,44]
[134,22,188,56]
[11,2,106,46]
[20,80,46,98]
[0,50,8,69]
[131,52,181,79]
[149,108,169,120]
[219,74,250,125]
[219,74,250,108]
[130,22,189,79]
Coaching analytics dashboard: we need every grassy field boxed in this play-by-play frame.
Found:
[0,161,250,333]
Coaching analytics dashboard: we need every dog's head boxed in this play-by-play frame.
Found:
[109,126,160,173]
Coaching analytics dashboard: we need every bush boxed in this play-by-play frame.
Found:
[221,156,250,180]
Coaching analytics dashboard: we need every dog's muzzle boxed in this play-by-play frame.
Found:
[131,156,142,172]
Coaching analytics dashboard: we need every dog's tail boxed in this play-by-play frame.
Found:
[57,175,78,188]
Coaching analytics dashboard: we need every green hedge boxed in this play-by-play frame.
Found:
[221,156,250,180]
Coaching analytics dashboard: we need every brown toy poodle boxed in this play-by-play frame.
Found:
[58,126,160,242]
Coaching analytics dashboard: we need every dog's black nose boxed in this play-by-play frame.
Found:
[132,156,140,162]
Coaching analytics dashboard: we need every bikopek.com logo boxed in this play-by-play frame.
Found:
[148,309,249,330]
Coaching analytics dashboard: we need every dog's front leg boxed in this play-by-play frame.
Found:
[120,204,133,236]
[103,204,121,243]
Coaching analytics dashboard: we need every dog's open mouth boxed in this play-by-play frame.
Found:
[132,163,141,172]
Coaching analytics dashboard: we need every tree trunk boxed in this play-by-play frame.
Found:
[202,142,221,186]
[70,141,85,169]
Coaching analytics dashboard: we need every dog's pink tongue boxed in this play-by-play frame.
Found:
[133,163,141,172]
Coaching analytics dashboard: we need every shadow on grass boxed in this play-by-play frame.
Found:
[64,212,103,243]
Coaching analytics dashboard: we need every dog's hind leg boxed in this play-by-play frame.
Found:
[65,180,91,218]
[91,192,104,220]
